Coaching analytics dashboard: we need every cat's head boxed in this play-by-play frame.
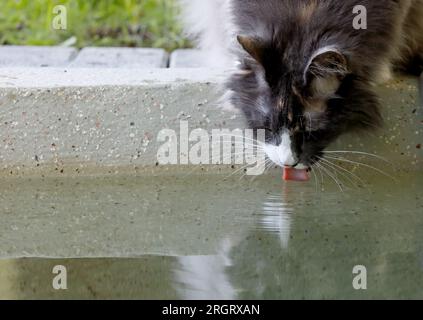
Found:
[228,35,382,169]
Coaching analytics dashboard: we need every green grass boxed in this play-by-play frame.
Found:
[0,0,190,51]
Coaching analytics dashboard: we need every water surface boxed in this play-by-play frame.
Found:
[0,168,422,299]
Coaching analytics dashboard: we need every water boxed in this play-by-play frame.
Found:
[0,168,422,299]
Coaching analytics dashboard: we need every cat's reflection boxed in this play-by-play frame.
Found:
[260,195,293,249]
[174,193,293,299]
[172,177,423,299]
[419,73,423,109]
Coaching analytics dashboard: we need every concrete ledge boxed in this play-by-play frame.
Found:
[0,68,238,176]
[68,47,169,68]
[0,68,421,178]
[0,67,225,87]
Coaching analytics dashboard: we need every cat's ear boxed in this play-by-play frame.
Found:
[237,35,266,64]
[305,48,349,98]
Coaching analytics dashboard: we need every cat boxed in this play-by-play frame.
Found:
[180,0,423,169]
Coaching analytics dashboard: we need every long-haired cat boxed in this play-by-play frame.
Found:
[180,0,423,169]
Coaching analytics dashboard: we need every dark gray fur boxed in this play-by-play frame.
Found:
[228,0,423,166]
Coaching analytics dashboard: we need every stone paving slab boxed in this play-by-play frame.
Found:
[169,49,206,68]
[0,45,77,67]
[68,47,169,68]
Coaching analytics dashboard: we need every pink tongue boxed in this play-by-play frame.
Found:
[283,167,310,182]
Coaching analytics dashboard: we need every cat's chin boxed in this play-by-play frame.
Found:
[292,163,309,170]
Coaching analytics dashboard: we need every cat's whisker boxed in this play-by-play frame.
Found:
[323,150,391,163]
[313,162,327,191]
[318,160,348,188]
[318,157,361,189]
[319,158,354,188]
[262,158,275,176]
[318,156,366,188]
[310,165,320,193]
[262,158,272,173]
[313,162,325,189]
[238,158,270,180]
[219,134,266,146]
[323,155,398,182]
[315,161,344,192]
[219,141,265,153]
[219,139,264,148]
[320,157,366,185]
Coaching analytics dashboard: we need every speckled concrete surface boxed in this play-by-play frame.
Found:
[0,68,238,176]
[330,77,422,172]
[0,70,421,177]
[68,47,169,68]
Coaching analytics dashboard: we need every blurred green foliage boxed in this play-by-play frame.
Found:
[0,0,190,50]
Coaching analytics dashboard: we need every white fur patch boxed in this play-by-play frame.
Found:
[264,132,296,167]
[179,0,236,68]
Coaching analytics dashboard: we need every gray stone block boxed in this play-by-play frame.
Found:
[69,47,169,68]
[0,45,77,67]
[170,49,206,68]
